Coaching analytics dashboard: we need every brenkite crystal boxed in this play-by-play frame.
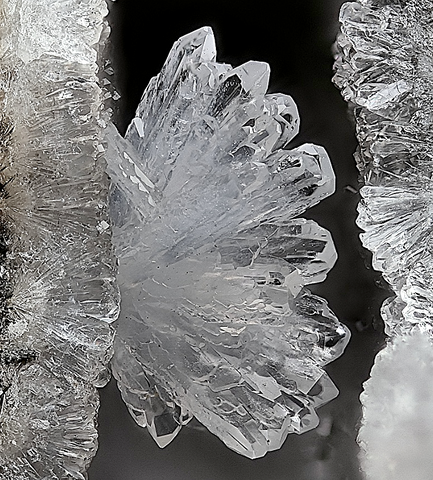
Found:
[0,1,118,478]
[333,0,433,478]
[109,26,350,459]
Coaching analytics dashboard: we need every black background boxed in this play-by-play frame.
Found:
[89,1,388,479]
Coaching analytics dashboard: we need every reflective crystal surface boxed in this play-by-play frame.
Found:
[334,1,433,478]
[334,0,433,309]
[0,1,118,478]
[109,26,350,459]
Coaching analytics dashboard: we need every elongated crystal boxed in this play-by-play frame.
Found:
[0,1,118,477]
[333,1,433,478]
[109,26,349,459]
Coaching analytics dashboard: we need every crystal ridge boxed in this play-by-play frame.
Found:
[0,1,119,478]
[333,1,433,478]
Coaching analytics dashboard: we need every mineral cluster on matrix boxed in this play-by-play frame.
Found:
[334,1,433,478]
[0,1,118,478]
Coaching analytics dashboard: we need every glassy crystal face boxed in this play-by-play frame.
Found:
[333,1,433,478]
[109,26,350,459]
[334,0,433,318]
[0,0,118,478]
[334,0,433,333]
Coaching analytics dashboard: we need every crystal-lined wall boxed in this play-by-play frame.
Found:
[0,1,118,477]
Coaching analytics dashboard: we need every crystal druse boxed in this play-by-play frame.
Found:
[333,1,433,478]
[0,1,118,478]
[108,27,350,459]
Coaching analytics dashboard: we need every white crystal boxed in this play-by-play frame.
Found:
[0,0,118,477]
[109,26,349,459]
[335,0,433,338]
[333,0,433,478]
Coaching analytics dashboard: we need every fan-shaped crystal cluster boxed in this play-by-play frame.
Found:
[334,1,433,478]
[108,26,350,459]
[0,1,118,478]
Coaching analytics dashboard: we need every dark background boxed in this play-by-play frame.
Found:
[89,1,388,479]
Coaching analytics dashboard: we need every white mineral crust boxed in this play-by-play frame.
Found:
[0,1,118,478]
[358,332,433,480]
[333,0,433,478]
[108,26,350,459]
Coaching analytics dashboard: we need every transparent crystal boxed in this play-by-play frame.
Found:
[334,0,433,331]
[333,1,433,478]
[0,1,118,478]
[109,26,350,459]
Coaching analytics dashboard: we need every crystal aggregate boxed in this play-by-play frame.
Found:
[109,26,350,459]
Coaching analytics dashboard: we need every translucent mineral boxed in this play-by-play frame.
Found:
[108,26,350,459]
[333,0,433,478]
[0,1,118,478]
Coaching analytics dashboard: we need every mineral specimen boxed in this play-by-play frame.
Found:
[0,1,118,478]
[333,0,433,478]
[358,332,433,480]
[109,26,350,459]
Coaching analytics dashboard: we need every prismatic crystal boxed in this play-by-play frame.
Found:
[334,1,433,478]
[0,1,118,478]
[108,26,350,459]
[0,3,351,475]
